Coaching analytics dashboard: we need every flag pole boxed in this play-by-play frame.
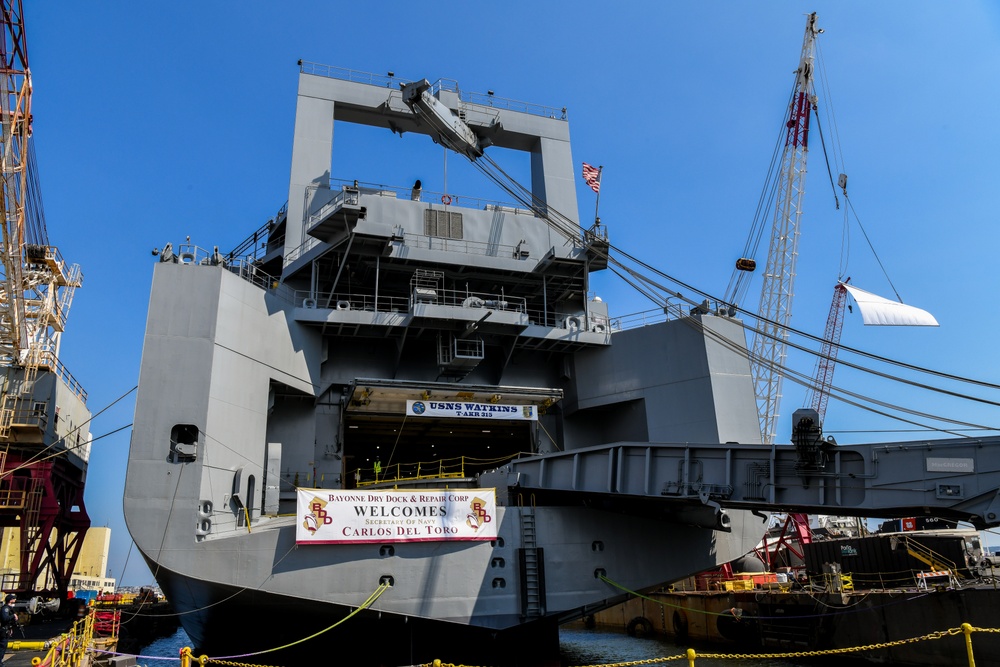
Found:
[593,165,603,225]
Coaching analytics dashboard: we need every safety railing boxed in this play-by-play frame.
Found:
[45,349,88,402]
[354,453,522,487]
[226,204,286,265]
[0,486,26,510]
[410,286,527,314]
[307,186,361,228]
[294,291,410,313]
[293,287,527,317]
[402,232,523,260]
[299,61,566,120]
[6,405,48,431]
[24,243,81,287]
[328,177,535,216]
[16,606,120,667]
[610,298,736,332]
[176,238,735,339]
[300,61,410,89]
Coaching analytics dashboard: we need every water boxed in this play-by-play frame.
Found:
[130,626,857,667]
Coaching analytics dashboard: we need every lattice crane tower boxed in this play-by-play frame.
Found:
[750,13,822,445]
[0,0,91,600]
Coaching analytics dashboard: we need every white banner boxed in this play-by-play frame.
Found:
[296,488,498,544]
[406,400,537,420]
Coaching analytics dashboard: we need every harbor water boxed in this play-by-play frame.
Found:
[134,626,873,667]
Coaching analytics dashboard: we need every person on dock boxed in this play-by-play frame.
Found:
[0,594,18,659]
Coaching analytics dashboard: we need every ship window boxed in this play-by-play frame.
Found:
[492,578,506,589]
[491,557,505,568]
[424,209,463,239]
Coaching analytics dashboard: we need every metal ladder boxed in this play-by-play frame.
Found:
[520,505,545,618]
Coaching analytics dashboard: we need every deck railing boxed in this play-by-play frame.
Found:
[299,61,566,120]
[184,240,733,338]
[354,453,523,487]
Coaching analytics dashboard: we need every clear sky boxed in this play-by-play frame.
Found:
[23,2,1000,586]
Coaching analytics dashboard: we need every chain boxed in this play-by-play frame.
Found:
[204,658,281,667]
[422,625,990,667]
[697,626,965,660]
[426,659,688,667]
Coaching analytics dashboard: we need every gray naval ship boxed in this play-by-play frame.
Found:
[125,63,1000,665]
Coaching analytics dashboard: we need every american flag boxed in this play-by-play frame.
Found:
[582,162,601,193]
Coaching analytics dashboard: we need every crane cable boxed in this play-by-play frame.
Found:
[724,82,798,307]
[428,107,1000,437]
[672,308,999,435]
[0,385,137,479]
[461,142,1000,402]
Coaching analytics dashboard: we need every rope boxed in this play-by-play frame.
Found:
[205,581,392,662]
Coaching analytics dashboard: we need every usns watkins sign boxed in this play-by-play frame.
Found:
[406,399,537,420]
[296,488,498,544]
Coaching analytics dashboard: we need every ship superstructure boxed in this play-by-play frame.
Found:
[125,63,1000,666]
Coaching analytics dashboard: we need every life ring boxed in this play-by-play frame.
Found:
[441,194,452,205]
[626,616,653,638]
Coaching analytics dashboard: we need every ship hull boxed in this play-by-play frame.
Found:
[132,500,759,664]
[127,65,767,666]
[145,555,564,666]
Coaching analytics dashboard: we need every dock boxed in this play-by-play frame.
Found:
[2,608,119,667]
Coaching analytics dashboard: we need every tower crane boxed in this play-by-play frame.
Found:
[0,0,91,601]
[748,13,822,445]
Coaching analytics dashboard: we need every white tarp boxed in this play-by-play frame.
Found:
[843,284,939,327]
[296,488,498,544]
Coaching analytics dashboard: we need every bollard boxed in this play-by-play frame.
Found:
[962,623,976,667]
[686,647,697,667]
[180,646,193,667]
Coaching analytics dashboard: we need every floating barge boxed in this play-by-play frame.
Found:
[583,527,1000,666]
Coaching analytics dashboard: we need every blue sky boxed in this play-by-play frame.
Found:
[24,2,1000,585]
